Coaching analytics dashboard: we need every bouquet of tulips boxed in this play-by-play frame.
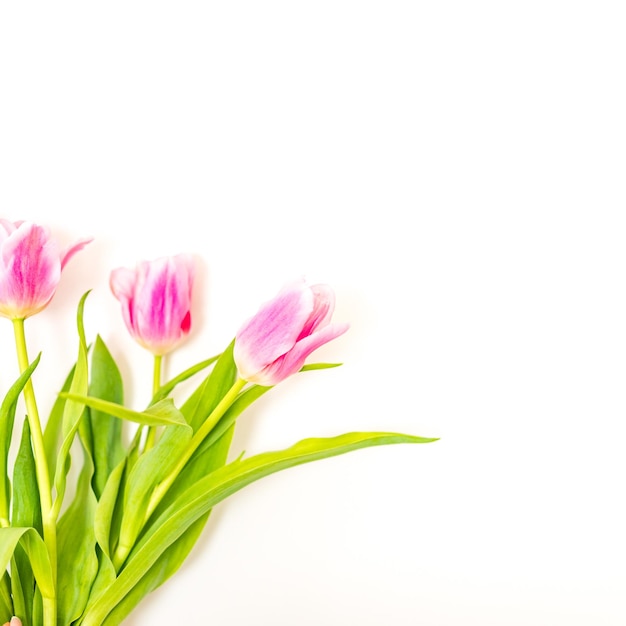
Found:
[0,219,436,626]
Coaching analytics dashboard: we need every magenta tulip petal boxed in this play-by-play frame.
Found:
[234,282,313,379]
[61,237,94,269]
[0,220,87,319]
[110,254,195,355]
[234,280,348,386]
[297,283,335,341]
[252,322,349,385]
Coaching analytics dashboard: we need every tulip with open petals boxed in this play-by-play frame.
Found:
[0,220,91,320]
[110,254,195,356]
[234,280,349,386]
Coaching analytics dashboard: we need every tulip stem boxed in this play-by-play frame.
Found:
[12,318,57,626]
[145,378,246,521]
[144,355,163,451]
[153,354,162,396]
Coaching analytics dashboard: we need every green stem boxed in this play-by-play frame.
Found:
[143,355,162,451]
[145,377,246,520]
[12,318,57,626]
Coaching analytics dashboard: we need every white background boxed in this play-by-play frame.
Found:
[1,2,626,625]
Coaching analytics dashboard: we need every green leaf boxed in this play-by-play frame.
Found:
[10,421,42,626]
[80,431,437,626]
[300,362,342,371]
[43,362,76,480]
[180,341,237,433]
[59,395,187,428]
[0,572,13,623]
[99,514,210,626]
[0,355,40,522]
[52,292,91,520]
[113,413,192,569]
[105,424,238,623]
[88,336,125,498]
[11,421,42,533]
[94,458,127,559]
[0,527,54,605]
[83,549,117,625]
[56,444,99,626]
[149,385,270,521]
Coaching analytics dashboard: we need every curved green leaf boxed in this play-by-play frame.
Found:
[0,527,54,603]
[88,336,125,499]
[80,431,437,626]
[11,420,42,626]
[180,341,237,433]
[59,395,187,428]
[0,355,40,522]
[52,292,90,520]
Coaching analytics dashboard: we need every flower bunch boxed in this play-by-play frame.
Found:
[0,219,436,626]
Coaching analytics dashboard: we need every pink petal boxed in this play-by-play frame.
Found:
[251,321,349,386]
[61,237,93,269]
[297,283,336,340]
[110,266,139,336]
[234,281,313,381]
[110,254,195,355]
[133,255,194,354]
[0,222,61,317]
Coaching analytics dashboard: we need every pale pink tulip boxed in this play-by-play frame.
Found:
[234,280,349,385]
[2,617,22,626]
[0,219,91,320]
[110,254,195,356]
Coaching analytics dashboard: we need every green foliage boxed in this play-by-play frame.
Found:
[88,336,125,499]
[2,299,437,626]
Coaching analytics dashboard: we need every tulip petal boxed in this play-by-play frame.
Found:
[234,281,314,381]
[0,222,61,318]
[110,254,195,355]
[61,237,93,269]
[110,266,139,337]
[251,321,350,386]
[297,283,336,341]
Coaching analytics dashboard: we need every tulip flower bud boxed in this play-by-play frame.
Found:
[234,279,349,386]
[0,219,91,320]
[110,254,195,356]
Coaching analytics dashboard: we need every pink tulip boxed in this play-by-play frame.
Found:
[2,617,22,626]
[0,219,91,320]
[110,254,195,356]
[234,280,349,386]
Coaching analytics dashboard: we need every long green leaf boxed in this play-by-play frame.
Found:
[0,528,54,604]
[94,459,127,559]
[43,362,76,480]
[52,292,90,520]
[11,420,42,626]
[113,414,191,568]
[148,385,269,522]
[59,395,187,427]
[80,432,437,626]
[101,423,238,624]
[56,442,98,626]
[99,514,209,626]
[0,356,40,522]
[88,336,125,498]
[0,572,13,623]
[180,341,237,433]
